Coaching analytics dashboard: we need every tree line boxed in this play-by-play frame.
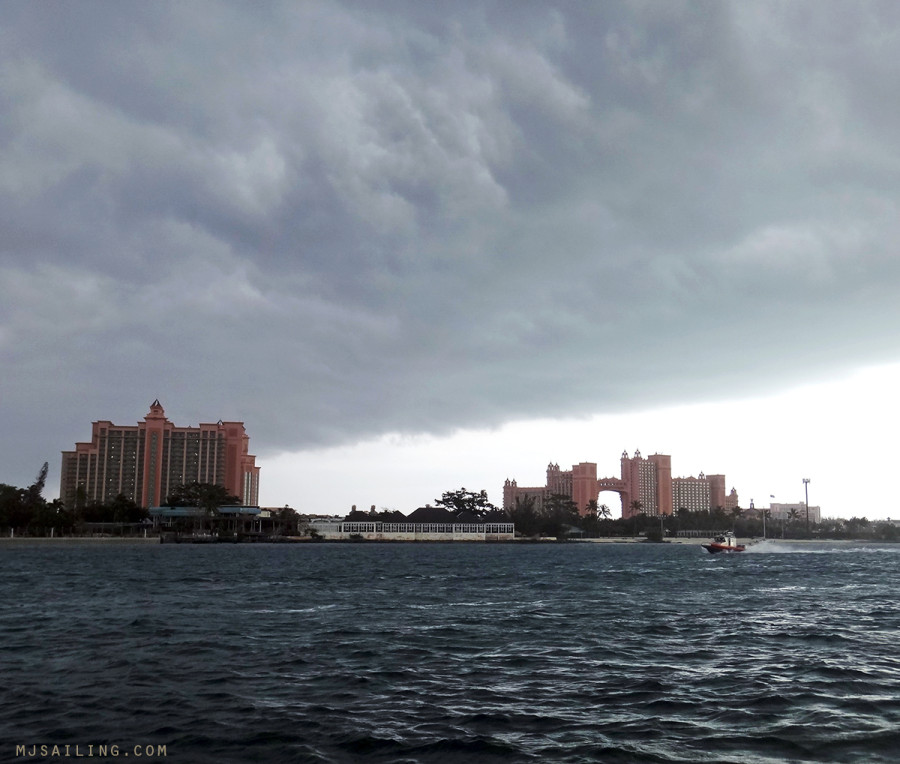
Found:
[0,462,245,537]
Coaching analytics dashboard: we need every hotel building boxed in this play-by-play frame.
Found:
[504,449,738,519]
[60,400,260,508]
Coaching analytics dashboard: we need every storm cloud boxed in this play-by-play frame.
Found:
[3,1,900,489]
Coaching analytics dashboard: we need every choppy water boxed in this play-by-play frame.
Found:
[2,540,899,763]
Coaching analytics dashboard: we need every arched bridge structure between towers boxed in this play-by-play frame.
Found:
[596,477,629,517]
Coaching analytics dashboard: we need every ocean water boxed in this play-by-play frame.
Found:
[2,540,899,763]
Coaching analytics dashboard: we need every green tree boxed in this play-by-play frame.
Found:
[26,462,48,508]
[166,482,240,532]
[580,513,600,538]
[0,483,24,530]
[509,494,539,537]
[109,493,146,523]
[435,487,497,518]
[1,466,79,536]
[277,506,299,535]
[844,516,870,538]
[49,498,76,535]
[541,493,580,539]
[166,482,240,510]
[711,505,728,530]
[20,462,50,533]
[11,463,52,535]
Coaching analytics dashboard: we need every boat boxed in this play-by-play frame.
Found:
[702,531,746,554]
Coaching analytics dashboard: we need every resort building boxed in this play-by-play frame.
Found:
[60,400,260,508]
[312,506,515,541]
[504,450,738,519]
[672,475,710,513]
[671,473,731,513]
[620,450,673,517]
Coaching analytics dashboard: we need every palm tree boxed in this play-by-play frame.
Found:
[731,505,743,531]
[630,500,644,537]
[593,503,612,536]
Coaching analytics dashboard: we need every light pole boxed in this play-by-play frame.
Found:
[803,478,811,534]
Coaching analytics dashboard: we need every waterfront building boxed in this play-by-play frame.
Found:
[315,506,515,541]
[60,400,260,508]
[149,505,261,530]
[504,450,737,519]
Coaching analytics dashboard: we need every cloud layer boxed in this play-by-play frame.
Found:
[3,1,900,488]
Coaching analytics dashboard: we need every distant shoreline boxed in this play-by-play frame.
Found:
[0,535,887,546]
[0,536,161,544]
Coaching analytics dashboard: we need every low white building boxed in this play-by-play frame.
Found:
[307,507,515,541]
[306,516,345,535]
[334,520,514,541]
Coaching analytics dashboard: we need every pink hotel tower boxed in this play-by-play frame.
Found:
[60,400,260,508]
[504,450,738,518]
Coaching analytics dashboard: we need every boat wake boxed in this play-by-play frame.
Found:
[744,540,792,554]
[745,540,900,554]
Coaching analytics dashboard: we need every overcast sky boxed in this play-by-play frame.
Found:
[3,2,900,519]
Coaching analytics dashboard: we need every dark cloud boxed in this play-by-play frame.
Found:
[3,1,900,490]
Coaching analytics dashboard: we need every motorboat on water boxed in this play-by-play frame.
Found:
[702,531,746,554]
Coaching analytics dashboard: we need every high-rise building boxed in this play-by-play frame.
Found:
[60,400,260,508]
[620,450,673,517]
